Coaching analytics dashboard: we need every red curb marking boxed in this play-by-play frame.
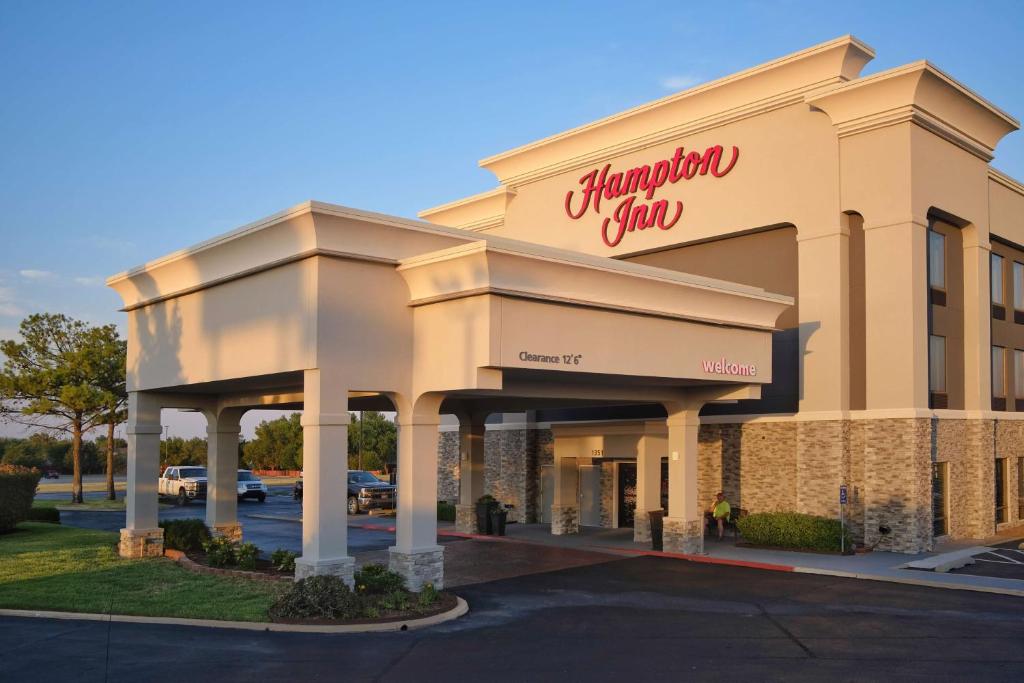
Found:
[600,546,795,572]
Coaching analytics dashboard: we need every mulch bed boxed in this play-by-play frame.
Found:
[269,591,459,625]
[164,548,294,581]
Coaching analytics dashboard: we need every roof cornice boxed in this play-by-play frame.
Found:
[476,35,874,186]
[805,61,1019,162]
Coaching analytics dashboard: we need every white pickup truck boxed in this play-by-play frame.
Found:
[158,466,208,505]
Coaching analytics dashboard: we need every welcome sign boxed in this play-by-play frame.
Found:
[563,144,740,248]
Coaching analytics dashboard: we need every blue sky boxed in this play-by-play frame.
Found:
[2,1,1023,437]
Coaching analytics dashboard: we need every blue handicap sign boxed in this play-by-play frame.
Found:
[839,485,848,505]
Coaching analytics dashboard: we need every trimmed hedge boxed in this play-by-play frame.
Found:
[25,506,61,523]
[0,464,41,533]
[437,501,456,522]
[736,511,852,552]
[159,518,211,552]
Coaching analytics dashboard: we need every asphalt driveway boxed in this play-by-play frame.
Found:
[3,552,1024,682]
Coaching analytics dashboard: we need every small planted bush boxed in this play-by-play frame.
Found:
[271,548,298,572]
[236,542,259,571]
[437,501,456,522]
[737,511,853,553]
[0,464,42,533]
[270,575,362,621]
[202,536,237,568]
[354,563,406,594]
[418,582,439,608]
[159,518,211,552]
[25,506,60,524]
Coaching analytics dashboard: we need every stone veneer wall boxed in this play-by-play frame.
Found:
[437,417,1022,549]
[934,419,994,538]
[437,431,460,503]
[862,418,933,553]
[698,422,798,515]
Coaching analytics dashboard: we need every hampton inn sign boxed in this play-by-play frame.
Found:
[112,36,1024,591]
[564,144,741,247]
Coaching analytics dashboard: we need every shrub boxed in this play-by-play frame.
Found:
[418,582,439,608]
[737,511,853,552]
[271,548,298,572]
[269,575,362,620]
[25,506,60,523]
[202,536,237,567]
[354,563,406,594]
[437,501,455,522]
[0,464,41,533]
[236,542,259,571]
[159,518,211,552]
[380,589,412,611]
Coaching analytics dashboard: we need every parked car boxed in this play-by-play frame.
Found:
[41,468,60,479]
[158,466,207,505]
[291,470,396,514]
[236,469,267,503]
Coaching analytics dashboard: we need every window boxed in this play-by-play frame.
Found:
[928,230,946,289]
[1016,350,1024,400]
[1018,458,1024,521]
[995,458,1007,524]
[1015,261,1024,311]
[932,462,948,537]
[929,335,946,394]
[992,253,1005,306]
[993,346,1006,398]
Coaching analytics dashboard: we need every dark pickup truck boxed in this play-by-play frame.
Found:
[293,470,396,515]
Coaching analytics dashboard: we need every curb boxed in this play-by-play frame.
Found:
[0,597,469,634]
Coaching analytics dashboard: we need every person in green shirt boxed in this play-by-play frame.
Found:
[708,491,731,541]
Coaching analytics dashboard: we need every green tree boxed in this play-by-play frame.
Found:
[93,326,127,499]
[242,413,302,470]
[0,440,46,469]
[348,411,396,472]
[0,315,120,503]
[161,436,207,467]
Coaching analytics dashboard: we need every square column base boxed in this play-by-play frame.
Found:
[295,556,355,586]
[663,517,703,555]
[455,504,478,534]
[388,546,445,591]
[633,514,652,543]
[210,522,242,541]
[551,505,579,535]
[119,528,164,558]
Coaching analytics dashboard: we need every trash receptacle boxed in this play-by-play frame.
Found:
[490,507,508,536]
[648,510,665,551]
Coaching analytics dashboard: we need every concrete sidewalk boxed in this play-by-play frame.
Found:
[257,512,1024,596]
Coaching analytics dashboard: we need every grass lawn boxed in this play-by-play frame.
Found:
[32,498,125,511]
[0,523,288,621]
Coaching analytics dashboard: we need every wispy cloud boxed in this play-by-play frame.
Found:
[73,276,105,287]
[0,286,23,317]
[19,269,55,280]
[659,74,702,91]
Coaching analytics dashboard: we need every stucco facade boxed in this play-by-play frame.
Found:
[423,36,1024,551]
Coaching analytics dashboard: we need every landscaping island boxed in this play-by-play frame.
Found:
[0,522,459,626]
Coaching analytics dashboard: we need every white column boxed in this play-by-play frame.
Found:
[120,392,164,558]
[295,368,354,584]
[205,409,242,541]
[455,412,486,533]
[390,396,444,591]
[634,423,666,543]
[664,408,703,554]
